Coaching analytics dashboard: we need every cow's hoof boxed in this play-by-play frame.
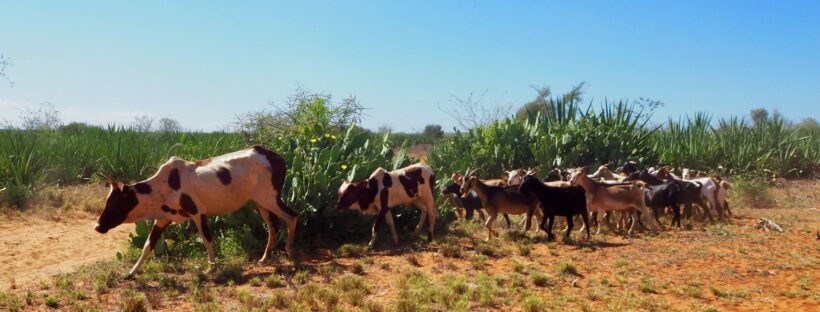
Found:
[124,273,135,280]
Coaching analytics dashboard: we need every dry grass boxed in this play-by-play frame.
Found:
[3,181,819,311]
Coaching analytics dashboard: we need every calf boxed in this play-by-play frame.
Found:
[462,172,540,240]
[337,163,437,248]
[95,146,299,276]
[518,175,591,241]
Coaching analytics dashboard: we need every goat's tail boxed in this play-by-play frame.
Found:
[720,180,731,190]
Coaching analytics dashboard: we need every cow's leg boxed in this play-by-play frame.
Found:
[423,196,437,241]
[257,208,281,263]
[383,210,399,246]
[255,195,299,258]
[192,214,216,271]
[128,219,171,277]
[413,200,428,237]
[368,207,390,249]
[723,200,732,217]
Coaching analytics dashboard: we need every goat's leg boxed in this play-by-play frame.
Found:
[547,215,556,241]
[672,204,681,228]
[627,210,638,235]
[581,212,591,241]
[128,219,171,277]
[484,212,498,241]
[697,197,714,222]
[724,200,732,218]
[503,214,513,228]
[595,211,604,235]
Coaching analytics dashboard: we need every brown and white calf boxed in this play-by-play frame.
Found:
[95,146,299,276]
[336,163,437,248]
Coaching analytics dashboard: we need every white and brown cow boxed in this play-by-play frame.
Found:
[336,163,437,248]
[95,145,298,276]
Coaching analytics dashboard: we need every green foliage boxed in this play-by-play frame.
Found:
[430,97,817,182]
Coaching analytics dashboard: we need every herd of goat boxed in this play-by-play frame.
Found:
[94,146,734,275]
[441,161,732,242]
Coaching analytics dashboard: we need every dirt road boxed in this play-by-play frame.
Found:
[0,216,134,290]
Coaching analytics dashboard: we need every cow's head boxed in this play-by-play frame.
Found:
[337,179,376,211]
[95,175,139,234]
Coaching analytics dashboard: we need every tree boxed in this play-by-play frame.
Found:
[376,124,392,134]
[131,115,154,132]
[422,124,444,138]
[20,102,61,130]
[440,89,512,130]
[158,117,182,132]
[0,54,11,87]
[515,82,586,121]
[750,108,769,126]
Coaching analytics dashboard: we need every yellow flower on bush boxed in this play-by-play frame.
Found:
[330,135,337,140]
[341,164,348,170]
[310,138,317,143]
[324,133,331,138]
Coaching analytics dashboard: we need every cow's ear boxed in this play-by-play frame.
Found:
[100,173,120,191]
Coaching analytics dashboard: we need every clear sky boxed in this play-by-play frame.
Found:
[1,1,818,131]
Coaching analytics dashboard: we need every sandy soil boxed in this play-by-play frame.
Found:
[0,216,134,290]
[2,181,818,311]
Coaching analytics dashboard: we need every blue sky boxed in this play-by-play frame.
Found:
[1,1,818,131]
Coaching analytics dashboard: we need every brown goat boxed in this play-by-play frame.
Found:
[570,167,660,235]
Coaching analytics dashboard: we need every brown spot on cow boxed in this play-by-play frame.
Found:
[168,168,181,190]
[161,205,171,212]
[382,174,393,188]
[252,145,286,191]
[399,169,425,198]
[216,167,232,185]
[180,194,198,215]
[148,222,169,250]
[134,182,152,194]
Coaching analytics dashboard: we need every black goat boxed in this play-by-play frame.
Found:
[543,168,563,182]
[643,182,683,227]
[624,171,712,222]
[441,182,512,227]
[518,175,591,241]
